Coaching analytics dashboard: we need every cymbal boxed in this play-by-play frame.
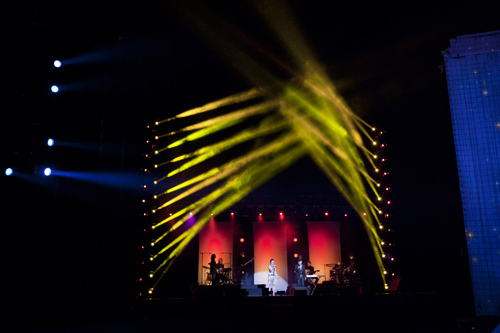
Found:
[202,266,210,269]
[325,264,336,267]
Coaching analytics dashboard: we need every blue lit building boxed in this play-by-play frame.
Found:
[443,31,500,316]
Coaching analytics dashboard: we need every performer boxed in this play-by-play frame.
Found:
[268,259,277,296]
[209,254,219,285]
[348,253,358,282]
[237,251,255,285]
[216,258,227,284]
[332,259,344,284]
[294,258,306,287]
[305,260,319,287]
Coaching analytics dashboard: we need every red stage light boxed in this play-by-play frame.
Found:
[344,214,348,217]
[231,212,234,216]
[387,201,391,205]
[279,212,283,216]
[325,212,329,216]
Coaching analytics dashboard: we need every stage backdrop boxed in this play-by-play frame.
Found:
[198,220,233,284]
[307,221,341,283]
[253,222,288,292]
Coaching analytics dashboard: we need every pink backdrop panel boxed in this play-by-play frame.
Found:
[307,221,341,283]
[198,220,233,284]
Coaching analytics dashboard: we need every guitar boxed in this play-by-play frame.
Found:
[305,269,320,275]
[241,256,256,267]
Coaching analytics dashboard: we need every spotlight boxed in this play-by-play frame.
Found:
[53,60,61,68]
[293,237,298,242]
[51,85,59,93]
[47,138,54,147]
[293,253,298,258]
[5,168,13,176]
[240,238,244,243]
[43,168,52,176]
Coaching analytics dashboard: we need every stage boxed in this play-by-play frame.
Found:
[15,289,500,332]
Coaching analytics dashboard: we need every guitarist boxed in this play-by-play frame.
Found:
[306,260,319,287]
[237,251,255,285]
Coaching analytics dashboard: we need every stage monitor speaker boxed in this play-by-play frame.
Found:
[293,287,307,296]
[388,277,401,292]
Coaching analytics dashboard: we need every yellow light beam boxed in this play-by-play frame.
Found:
[157,88,264,124]
[158,99,279,144]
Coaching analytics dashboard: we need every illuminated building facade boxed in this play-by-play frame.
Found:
[443,31,500,315]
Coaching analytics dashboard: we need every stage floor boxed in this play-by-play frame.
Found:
[16,292,500,332]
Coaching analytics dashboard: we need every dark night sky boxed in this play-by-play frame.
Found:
[2,0,500,322]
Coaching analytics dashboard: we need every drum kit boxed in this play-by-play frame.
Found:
[325,263,350,284]
[202,265,233,285]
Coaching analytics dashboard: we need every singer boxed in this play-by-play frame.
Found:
[294,258,306,287]
[268,259,277,296]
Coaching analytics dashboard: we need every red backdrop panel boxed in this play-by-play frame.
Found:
[307,221,341,283]
[253,222,288,291]
[198,220,233,284]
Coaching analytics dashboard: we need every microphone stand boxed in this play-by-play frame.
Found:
[200,252,212,284]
